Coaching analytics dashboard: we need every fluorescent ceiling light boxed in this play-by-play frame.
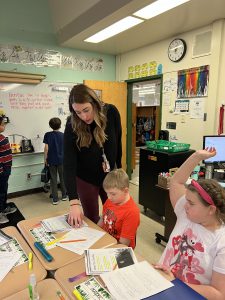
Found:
[84,16,143,43]
[133,0,190,20]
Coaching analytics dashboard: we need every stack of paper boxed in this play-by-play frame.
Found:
[100,261,174,300]
[40,214,73,232]
[85,247,137,275]
[41,214,88,233]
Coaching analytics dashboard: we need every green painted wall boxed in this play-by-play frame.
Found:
[0,0,116,193]
[0,0,116,82]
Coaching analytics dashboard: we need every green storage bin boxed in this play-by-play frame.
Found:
[146,140,190,152]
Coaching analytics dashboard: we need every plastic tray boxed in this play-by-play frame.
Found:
[146,140,190,152]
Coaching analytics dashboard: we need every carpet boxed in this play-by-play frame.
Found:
[0,202,25,229]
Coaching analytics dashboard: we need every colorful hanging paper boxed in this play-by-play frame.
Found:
[177,65,209,98]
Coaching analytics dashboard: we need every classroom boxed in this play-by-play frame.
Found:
[0,0,225,299]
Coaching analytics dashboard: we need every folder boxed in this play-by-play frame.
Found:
[143,278,206,299]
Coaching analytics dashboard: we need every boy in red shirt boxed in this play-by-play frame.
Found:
[98,168,140,249]
[0,114,16,224]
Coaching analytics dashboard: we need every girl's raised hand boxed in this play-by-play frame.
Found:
[196,147,216,160]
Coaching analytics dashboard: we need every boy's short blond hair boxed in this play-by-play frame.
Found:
[103,168,129,191]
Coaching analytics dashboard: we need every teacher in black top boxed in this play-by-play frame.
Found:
[64,84,122,226]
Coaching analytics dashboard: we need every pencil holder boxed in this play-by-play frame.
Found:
[158,175,170,188]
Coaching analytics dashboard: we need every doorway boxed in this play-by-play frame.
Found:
[126,75,163,179]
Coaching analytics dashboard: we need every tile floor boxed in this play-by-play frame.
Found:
[11,165,165,264]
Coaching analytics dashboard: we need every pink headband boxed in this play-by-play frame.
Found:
[191,179,215,206]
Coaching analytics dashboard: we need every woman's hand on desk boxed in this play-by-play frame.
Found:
[153,264,175,281]
[68,200,84,228]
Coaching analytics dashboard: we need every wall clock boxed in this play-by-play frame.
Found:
[168,38,187,62]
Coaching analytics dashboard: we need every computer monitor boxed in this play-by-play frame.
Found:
[203,135,225,164]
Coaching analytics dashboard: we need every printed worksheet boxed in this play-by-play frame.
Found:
[0,229,12,246]
[74,277,113,300]
[85,247,137,275]
[0,252,21,282]
[57,227,106,255]
[41,214,88,232]
[0,238,28,266]
[100,261,174,300]
[30,224,56,249]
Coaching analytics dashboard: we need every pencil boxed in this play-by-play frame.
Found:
[59,239,87,243]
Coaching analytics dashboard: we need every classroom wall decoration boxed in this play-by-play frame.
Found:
[0,44,104,72]
[128,61,162,79]
[177,65,209,98]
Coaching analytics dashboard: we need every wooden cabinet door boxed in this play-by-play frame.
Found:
[84,80,127,169]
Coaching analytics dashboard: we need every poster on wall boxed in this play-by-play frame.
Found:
[189,98,205,119]
[177,65,209,98]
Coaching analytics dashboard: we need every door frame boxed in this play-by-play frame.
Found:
[125,75,163,178]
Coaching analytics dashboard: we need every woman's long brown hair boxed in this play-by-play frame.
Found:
[69,84,107,148]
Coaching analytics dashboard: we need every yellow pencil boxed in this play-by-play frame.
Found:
[28,252,33,270]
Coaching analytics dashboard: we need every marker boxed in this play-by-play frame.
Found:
[68,271,86,283]
[59,239,86,244]
[45,236,65,247]
[28,284,33,300]
[28,252,33,270]
[34,242,53,262]
[73,289,84,300]
[56,290,65,300]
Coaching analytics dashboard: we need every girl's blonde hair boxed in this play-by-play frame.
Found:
[103,168,129,191]
[69,84,107,148]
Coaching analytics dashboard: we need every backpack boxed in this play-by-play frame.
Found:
[41,166,50,183]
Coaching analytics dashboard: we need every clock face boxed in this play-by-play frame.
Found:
[168,38,187,62]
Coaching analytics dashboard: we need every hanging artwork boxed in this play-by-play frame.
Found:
[0,44,104,72]
[177,65,209,98]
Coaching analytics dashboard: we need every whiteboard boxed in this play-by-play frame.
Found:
[0,81,74,152]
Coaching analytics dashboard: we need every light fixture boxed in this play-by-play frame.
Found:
[0,71,46,84]
[84,16,144,43]
[133,0,190,20]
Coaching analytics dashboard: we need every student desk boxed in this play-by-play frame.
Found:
[0,226,47,300]
[17,211,117,271]
[54,244,133,300]
[4,278,69,300]
[54,246,205,300]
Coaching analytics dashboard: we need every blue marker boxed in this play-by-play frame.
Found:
[34,242,53,262]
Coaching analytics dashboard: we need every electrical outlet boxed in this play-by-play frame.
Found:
[27,173,32,180]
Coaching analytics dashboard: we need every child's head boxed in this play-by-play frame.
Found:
[186,179,225,223]
[49,117,61,130]
[103,168,130,205]
[0,114,7,133]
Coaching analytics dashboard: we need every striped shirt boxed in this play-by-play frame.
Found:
[0,134,12,174]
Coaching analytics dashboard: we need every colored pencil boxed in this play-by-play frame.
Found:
[59,239,86,243]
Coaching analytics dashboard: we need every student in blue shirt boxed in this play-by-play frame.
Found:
[43,117,67,204]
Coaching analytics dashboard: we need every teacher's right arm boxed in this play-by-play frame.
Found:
[63,119,84,227]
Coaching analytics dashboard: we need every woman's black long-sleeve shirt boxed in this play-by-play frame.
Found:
[63,104,122,200]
